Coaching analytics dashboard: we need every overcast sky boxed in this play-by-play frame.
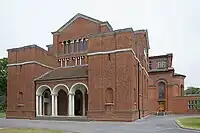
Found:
[0,0,200,88]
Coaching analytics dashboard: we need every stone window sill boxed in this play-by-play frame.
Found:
[105,103,114,106]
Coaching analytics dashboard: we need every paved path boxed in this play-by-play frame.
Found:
[0,115,200,133]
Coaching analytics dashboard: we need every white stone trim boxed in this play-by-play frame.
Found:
[87,48,149,77]
[87,48,135,56]
[69,82,88,94]
[55,13,102,33]
[36,95,39,116]
[7,61,54,69]
[51,95,55,116]
[52,84,70,94]
[55,95,58,116]
[39,96,42,115]
[36,85,52,96]
[34,69,53,81]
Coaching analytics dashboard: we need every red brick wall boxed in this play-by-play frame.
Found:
[7,64,52,119]
[87,30,149,121]
[8,46,59,67]
[169,96,199,114]
[6,46,59,119]
[52,17,102,55]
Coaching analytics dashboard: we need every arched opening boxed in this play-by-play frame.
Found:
[75,90,83,116]
[58,89,68,115]
[70,83,88,116]
[36,85,52,116]
[158,82,165,99]
[181,85,184,96]
[158,82,166,113]
[42,89,52,116]
[52,84,69,116]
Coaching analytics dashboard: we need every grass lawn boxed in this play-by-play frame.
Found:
[177,117,200,130]
[0,113,5,118]
[0,128,66,133]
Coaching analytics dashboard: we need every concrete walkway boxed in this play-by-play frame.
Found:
[0,115,200,133]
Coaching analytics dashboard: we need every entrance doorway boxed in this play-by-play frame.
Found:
[58,89,68,115]
[158,101,165,112]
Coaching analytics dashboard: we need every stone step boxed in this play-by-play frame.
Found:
[35,116,89,121]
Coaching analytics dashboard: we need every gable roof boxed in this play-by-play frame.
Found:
[52,13,113,34]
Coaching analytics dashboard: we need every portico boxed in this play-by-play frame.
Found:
[35,82,88,118]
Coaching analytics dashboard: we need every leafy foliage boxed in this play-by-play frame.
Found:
[185,86,200,95]
[0,58,7,112]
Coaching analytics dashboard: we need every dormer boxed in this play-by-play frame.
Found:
[148,53,173,71]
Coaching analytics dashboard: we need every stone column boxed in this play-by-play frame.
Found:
[83,94,85,116]
[39,96,42,115]
[68,93,72,116]
[79,57,82,65]
[75,58,77,66]
[51,94,55,116]
[68,93,75,116]
[55,94,58,116]
[36,95,39,116]
[71,94,75,116]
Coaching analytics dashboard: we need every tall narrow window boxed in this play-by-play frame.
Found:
[73,40,77,53]
[63,41,67,54]
[18,92,23,104]
[108,54,111,61]
[158,82,165,99]
[78,39,82,52]
[134,88,136,103]
[83,38,87,51]
[149,61,152,70]
[157,61,166,69]
[68,40,72,54]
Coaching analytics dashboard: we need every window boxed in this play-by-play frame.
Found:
[188,100,195,109]
[67,40,72,54]
[134,88,137,103]
[18,92,23,104]
[63,41,67,54]
[73,40,77,53]
[108,54,111,61]
[83,38,87,51]
[144,48,147,58]
[157,61,166,69]
[158,82,165,99]
[78,39,82,52]
[149,61,152,70]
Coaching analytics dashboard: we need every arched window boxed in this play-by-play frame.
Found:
[18,92,23,104]
[158,82,165,99]
[83,38,87,51]
[105,88,113,103]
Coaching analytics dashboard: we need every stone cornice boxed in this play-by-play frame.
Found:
[7,61,54,69]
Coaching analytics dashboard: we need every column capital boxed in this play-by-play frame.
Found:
[68,92,75,95]
[51,93,58,96]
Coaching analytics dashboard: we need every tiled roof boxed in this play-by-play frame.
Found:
[35,65,88,81]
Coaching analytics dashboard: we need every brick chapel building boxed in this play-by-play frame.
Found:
[6,13,199,122]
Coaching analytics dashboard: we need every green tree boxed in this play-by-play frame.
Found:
[0,58,8,112]
[185,86,200,95]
